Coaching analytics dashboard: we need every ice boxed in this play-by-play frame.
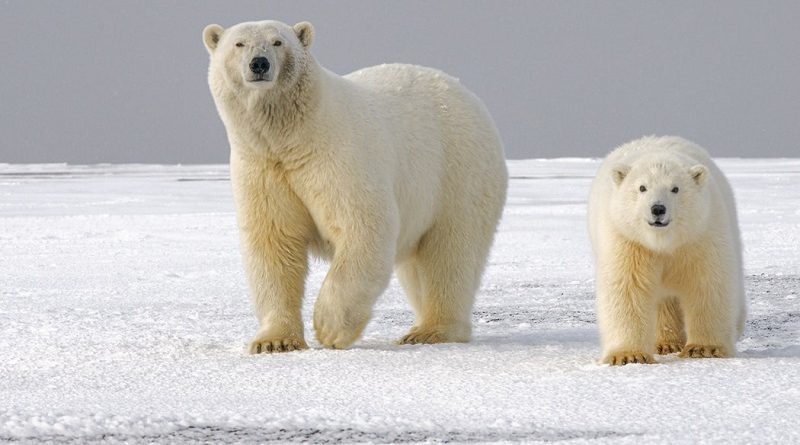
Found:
[1,160,798,443]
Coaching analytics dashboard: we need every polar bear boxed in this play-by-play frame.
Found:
[588,136,745,365]
[202,20,508,353]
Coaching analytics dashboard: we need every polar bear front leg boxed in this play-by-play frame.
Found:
[312,237,395,349]
[668,241,737,359]
[312,212,397,349]
[232,158,314,354]
[597,284,658,365]
[596,243,660,365]
[678,283,736,359]
[243,237,310,354]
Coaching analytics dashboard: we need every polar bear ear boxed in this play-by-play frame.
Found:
[611,164,630,186]
[293,21,314,48]
[203,24,224,54]
[689,164,709,186]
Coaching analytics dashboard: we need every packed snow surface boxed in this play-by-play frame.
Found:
[1,160,799,444]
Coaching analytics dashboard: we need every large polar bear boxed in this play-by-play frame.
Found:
[588,136,745,365]
[202,20,508,353]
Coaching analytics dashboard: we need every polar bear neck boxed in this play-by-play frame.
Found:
[218,58,324,160]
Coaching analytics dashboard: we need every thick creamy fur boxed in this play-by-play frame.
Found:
[588,136,745,365]
[203,20,508,353]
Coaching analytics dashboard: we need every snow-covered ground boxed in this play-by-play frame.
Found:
[1,160,798,444]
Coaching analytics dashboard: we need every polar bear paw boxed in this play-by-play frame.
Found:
[313,302,371,349]
[679,344,730,358]
[248,334,307,354]
[656,342,684,355]
[602,350,655,366]
[398,324,470,345]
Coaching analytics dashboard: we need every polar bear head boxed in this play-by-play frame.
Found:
[203,20,314,93]
[609,155,711,253]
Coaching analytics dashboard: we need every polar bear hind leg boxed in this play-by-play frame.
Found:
[655,297,686,354]
[398,218,494,345]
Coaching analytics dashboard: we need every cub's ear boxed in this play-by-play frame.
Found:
[203,24,224,54]
[293,21,314,48]
[611,164,630,186]
[689,164,709,186]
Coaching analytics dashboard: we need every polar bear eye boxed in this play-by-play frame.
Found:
[235,42,245,48]
[671,187,679,193]
[273,40,282,47]
[639,185,647,193]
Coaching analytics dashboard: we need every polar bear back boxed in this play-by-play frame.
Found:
[342,63,503,168]
[338,63,508,255]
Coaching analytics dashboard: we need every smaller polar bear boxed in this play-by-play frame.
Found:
[588,136,745,365]
[202,20,507,353]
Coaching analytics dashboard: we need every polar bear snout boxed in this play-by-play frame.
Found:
[649,204,670,227]
[651,204,666,216]
[243,51,276,86]
[249,57,271,75]
[246,55,274,85]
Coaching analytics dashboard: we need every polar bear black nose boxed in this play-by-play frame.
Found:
[651,204,667,216]
[249,57,270,74]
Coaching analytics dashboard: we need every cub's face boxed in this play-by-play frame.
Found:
[609,160,710,252]
[203,20,314,92]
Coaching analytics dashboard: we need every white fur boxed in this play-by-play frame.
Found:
[588,136,745,365]
[203,20,508,353]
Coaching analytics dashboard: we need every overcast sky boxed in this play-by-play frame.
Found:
[1,1,798,163]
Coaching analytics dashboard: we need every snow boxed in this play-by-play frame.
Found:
[1,160,799,444]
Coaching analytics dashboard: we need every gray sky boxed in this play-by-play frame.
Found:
[1,1,798,163]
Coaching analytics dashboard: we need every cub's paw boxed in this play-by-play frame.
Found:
[398,324,470,345]
[603,351,655,366]
[679,344,730,359]
[249,331,307,354]
[656,342,684,355]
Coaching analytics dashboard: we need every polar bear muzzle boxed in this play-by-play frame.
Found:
[649,204,670,227]
[249,57,271,78]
